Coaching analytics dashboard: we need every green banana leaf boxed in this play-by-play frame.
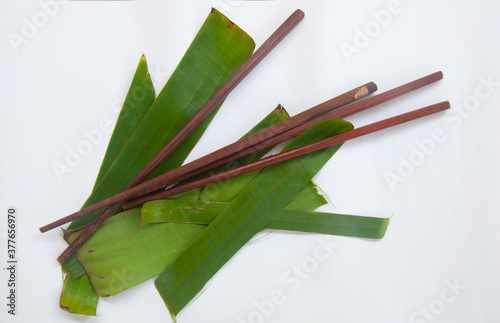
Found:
[60,9,255,315]
[94,55,155,187]
[141,199,390,239]
[155,118,354,316]
[60,274,99,315]
[61,253,86,281]
[285,180,331,210]
[60,56,156,315]
[66,208,205,298]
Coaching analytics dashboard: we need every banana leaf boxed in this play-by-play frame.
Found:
[94,55,155,187]
[66,208,205,298]
[60,56,155,315]
[155,119,354,316]
[60,9,255,315]
[59,274,99,315]
[141,199,390,239]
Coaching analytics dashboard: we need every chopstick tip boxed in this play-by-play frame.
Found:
[293,9,305,19]
[428,101,451,114]
[354,82,378,99]
[366,81,378,94]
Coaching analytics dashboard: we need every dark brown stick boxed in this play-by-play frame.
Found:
[41,82,376,234]
[53,9,305,264]
[123,101,450,209]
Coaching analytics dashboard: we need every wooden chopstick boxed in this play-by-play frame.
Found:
[122,101,450,209]
[51,9,305,264]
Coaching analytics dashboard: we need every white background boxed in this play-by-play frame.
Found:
[1,0,499,322]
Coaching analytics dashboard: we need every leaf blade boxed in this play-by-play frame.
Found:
[59,274,99,316]
[59,56,156,315]
[141,199,390,240]
[155,119,354,315]
[94,55,156,186]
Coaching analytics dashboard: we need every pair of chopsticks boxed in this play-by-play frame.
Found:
[121,71,447,208]
[40,9,449,265]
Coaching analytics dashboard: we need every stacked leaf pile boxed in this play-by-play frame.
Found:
[56,10,390,318]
